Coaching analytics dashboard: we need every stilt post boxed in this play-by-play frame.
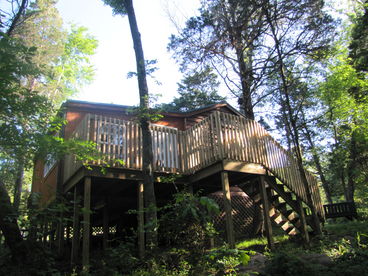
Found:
[297,198,310,245]
[71,185,81,267]
[138,181,145,258]
[82,177,91,272]
[259,175,274,250]
[102,200,109,250]
[221,171,235,248]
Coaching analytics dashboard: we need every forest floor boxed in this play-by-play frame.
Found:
[1,219,367,275]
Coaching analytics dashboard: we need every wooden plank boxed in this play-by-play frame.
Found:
[138,181,145,258]
[138,125,142,169]
[215,112,224,159]
[221,171,235,248]
[126,121,132,168]
[134,123,139,169]
[209,113,217,162]
[82,177,91,271]
[117,119,122,165]
[259,175,274,250]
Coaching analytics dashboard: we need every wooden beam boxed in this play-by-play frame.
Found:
[189,162,223,183]
[82,177,91,272]
[221,171,235,248]
[296,198,310,245]
[137,181,145,258]
[259,176,274,250]
[223,161,266,175]
[71,185,80,267]
[102,201,109,251]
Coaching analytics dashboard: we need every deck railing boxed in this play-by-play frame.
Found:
[63,111,324,217]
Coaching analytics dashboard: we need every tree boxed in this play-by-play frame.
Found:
[158,66,225,112]
[168,0,267,119]
[102,0,158,249]
[0,0,97,260]
[349,0,368,73]
[319,50,368,203]
[1,0,97,214]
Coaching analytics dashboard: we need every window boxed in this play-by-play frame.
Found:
[43,154,57,177]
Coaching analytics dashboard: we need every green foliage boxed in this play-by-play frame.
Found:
[203,247,254,275]
[102,0,128,16]
[158,67,225,112]
[159,192,219,251]
[349,0,368,73]
[265,251,329,276]
[92,240,140,275]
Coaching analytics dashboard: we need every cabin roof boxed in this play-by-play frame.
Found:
[61,99,243,118]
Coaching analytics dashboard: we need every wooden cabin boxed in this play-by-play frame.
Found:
[32,100,325,267]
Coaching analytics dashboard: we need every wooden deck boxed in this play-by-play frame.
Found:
[63,111,324,218]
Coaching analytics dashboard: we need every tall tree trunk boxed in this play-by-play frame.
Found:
[13,161,24,213]
[124,0,157,248]
[237,47,254,120]
[0,180,27,263]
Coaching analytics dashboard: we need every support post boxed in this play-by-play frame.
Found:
[71,185,80,267]
[56,213,64,255]
[296,198,310,245]
[138,181,145,258]
[259,176,274,250]
[82,177,91,272]
[102,201,109,251]
[221,171,235,248]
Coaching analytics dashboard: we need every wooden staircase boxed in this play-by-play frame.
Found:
[246,175,317,238]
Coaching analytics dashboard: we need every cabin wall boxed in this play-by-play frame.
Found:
[32,160,58,207]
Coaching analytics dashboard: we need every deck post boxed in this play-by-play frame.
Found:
[296,198,310,245]
[138,181,145,258]
[82,177,91,272]
[71,185,81,267]
[259,175,274,250]
[221,171,235,248]
[102,200,109,250]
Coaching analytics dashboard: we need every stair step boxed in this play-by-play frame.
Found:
[275,202,288,212]
[286,227,299,236]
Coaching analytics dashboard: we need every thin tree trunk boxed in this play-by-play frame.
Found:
[329,108,348,201]
[262,1,322,235]
[301,118,333,204]
[346,132,358,202]
[124,0,157,248]
[0,180,27,263]
[6,0,28,36]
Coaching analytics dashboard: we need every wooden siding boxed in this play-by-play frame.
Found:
[63,111,324,218]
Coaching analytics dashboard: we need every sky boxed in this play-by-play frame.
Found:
[56,0,200,106]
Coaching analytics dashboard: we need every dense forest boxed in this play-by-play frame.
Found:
[0,0,368,275]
